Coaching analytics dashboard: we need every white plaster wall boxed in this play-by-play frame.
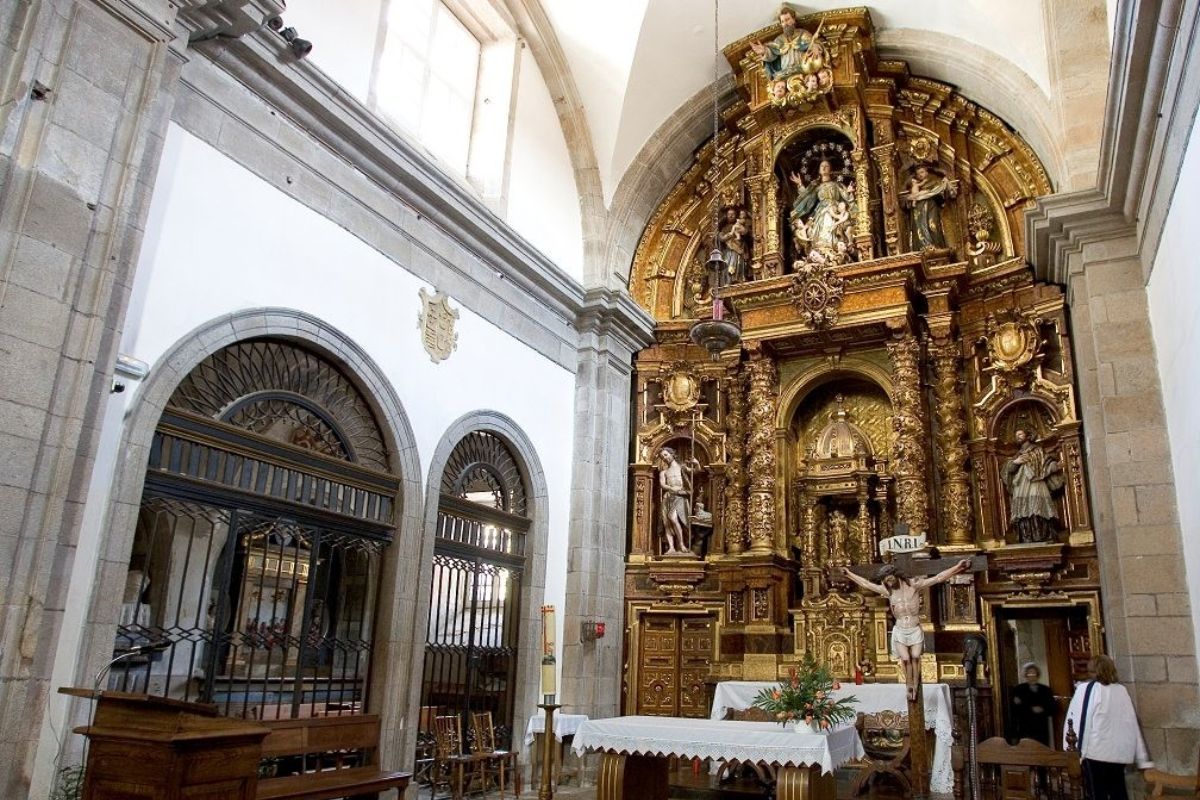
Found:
[1147,109,1200,667]
[507,47,585,281]
[283,0,383,99]
[124,124,574,684]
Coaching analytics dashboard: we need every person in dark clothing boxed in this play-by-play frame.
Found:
[1010,662,1058,745]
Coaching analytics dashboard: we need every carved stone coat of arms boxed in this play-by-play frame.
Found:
[418,288,459,363]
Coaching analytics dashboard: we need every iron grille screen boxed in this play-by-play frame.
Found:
[113,494,382,720]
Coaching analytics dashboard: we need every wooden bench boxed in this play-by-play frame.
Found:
[256,714,411,800]
[952,736,1082,800]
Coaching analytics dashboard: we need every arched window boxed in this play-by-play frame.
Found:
[112,340,399,720]
[419,431,530,754]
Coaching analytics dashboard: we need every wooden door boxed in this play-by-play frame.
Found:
[636,614,714,717]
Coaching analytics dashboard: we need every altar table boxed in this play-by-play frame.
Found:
[710,681,955,793]
[572,715,864,800]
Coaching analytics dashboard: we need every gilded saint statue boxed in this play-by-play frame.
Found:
[904,165,955,250]
[843,560,971,701]
[749,6,812,80]
[717,207,751,283]
[658,447,700,555]
[789,159,856,260]
[1002,428,1064,543]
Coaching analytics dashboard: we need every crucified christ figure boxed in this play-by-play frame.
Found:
[842,559,971,701]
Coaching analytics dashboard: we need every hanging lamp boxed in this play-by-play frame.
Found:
[689,0,742,360]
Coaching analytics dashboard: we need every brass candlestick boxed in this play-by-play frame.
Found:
[537,702,560,800]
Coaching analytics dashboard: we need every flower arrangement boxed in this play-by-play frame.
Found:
[752,652,858,731]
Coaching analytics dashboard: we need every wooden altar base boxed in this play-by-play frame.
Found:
[666,764,919,800]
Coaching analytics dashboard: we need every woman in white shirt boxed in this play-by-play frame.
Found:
[1063,655,1154,800]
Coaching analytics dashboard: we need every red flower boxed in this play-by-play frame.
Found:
[832,682,841,690]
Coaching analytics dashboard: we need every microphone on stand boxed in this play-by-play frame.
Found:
[93,638,172,692]
[962,634,987,800]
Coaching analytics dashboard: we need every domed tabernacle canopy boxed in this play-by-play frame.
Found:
[812,394,873,460]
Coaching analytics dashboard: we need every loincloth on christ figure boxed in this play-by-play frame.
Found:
[890,623,925,660]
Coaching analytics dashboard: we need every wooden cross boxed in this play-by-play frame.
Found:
[845,552,987,798]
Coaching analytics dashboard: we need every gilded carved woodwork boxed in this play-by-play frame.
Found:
[622,5,1101,716]
[723,367,748,554]
[929,338,973,546]
[746,352,779,553]
[886,332,929,535]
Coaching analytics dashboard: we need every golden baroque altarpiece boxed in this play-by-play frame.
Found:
[623,7,1104,734]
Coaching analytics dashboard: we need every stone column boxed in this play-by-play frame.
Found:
[0,2,196,795]
[929,338,973,546]
[723,365,747,554]
[886,331,930,534]
[745,347,778,553]
[561,289,653,721]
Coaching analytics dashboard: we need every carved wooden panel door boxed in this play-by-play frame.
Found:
[636,614,714,717]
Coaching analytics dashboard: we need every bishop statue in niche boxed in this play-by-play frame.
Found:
[1002,428,1064,543]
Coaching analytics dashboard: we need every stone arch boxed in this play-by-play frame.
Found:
[405,410,551,764]
[71,308,423,770]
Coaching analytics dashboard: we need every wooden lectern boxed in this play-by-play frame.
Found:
[62,689,270,800]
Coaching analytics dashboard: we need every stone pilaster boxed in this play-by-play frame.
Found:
[1062,237,1199,772]
[928,338,973,546]
[0,2,186,795]
[560,289,653,720]
[886,331,930,534]
[745,347,778,553]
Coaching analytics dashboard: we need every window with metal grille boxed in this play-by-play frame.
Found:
[417,431,530,766]
[110,340,398,724]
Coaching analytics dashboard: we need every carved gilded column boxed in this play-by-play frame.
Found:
[851,149,874,260]
[746,349,779,553]
[723,367,748,554]
[929,338,974,545]
[886,332,930,534]
[871,144,902,255]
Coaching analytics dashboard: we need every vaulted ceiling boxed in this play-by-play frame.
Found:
[537,0,1115,202]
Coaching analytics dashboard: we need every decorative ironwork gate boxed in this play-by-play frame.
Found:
[418,432,530,756]
[111,340,399,721]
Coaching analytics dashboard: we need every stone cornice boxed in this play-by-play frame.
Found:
[1025,0,1200,283]
[575,287,657,359]
[195,34,587,313]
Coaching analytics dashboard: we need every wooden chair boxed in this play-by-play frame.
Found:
[432,714,489,799]
[256,714,411,800]
[851,709,913,796]
[1144,747,1200,798]
[956,736,1082,800]
[471,711,518,797]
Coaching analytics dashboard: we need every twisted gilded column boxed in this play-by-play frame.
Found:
[723,367,748,554]
[746,350,779,553]
[886,333,930,534]
[929,339,974,545]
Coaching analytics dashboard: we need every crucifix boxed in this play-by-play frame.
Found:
[842,551,987,798]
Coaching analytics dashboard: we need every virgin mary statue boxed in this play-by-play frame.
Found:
[789,159,856,259]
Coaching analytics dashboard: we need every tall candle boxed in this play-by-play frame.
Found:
[541,605,557,696]
[541,605,556,655]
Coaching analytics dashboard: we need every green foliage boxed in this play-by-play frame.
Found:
[49,766,84,800]
[751,652,858,730]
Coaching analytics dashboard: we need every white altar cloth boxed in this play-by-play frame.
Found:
[709,681,955,793]
[571,715,864,775]
[523,713,590,746]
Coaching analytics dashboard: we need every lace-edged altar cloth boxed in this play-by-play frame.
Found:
[571,715,864,775]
